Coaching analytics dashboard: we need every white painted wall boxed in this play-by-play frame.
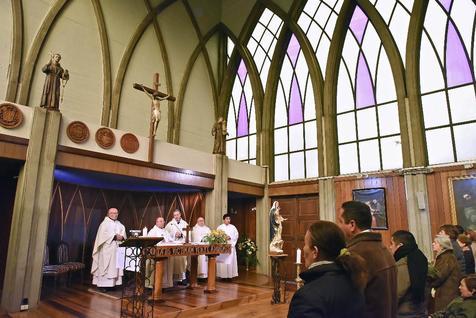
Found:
[180,55,215,152]
[29,0,103,123]
[228,159,265,184]
[0,0,12,99]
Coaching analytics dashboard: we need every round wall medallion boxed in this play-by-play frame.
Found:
[66,121,89,144]
[120,133,139,154]
[0,103,24,129]
[95,127,115,149]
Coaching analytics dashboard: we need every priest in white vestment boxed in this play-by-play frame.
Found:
[165,209,188,283]
[91,208,126,291]
[216,214,239,279]
[146,216,174,288]
[192,217,211,278]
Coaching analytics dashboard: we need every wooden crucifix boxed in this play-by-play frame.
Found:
[133,73,176,162]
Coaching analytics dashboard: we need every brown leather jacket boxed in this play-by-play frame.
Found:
[430,249,461,312]
[348,232,398,318]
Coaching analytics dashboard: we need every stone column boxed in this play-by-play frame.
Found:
[319,178,336,222]
[205,154,228,229]
[404,173,433,259]
[2,108,61,312]
[255,178,270,276]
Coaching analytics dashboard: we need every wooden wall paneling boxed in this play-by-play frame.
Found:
[426,168,476,237]
[228,198,256,241]
[47,182,206,272]
[0,135,28,161]
[55,149,214,189]
[334,175,408,247]
[268,180,318,197]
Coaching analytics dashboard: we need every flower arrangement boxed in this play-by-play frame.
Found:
[237,235,259,269]
[202,229,228,244]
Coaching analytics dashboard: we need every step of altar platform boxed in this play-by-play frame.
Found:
[6,279,287,318]
[156,281,274,318]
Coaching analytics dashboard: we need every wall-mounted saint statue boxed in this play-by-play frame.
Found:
[269,201,286,254]
[212,117,228,155]
[40,53,69,110]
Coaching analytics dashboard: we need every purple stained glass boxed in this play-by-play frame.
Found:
[289,75,304,124]
[446,21,473,87]
[356,53,376,108]
[237,93,249,137]
[349,6,368,44]
[437,0,453,12]
[237,60,247,84]
[287,34,300,67]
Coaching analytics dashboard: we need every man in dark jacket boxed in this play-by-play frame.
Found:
[337,200,397,318]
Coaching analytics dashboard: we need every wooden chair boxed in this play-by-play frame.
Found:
[56,241,85,285]
[42,245,69,290]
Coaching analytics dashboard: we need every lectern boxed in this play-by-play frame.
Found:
[120,237,163,318]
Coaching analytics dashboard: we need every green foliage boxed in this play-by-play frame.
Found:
[237,235,259,267]
[202,229,228,244]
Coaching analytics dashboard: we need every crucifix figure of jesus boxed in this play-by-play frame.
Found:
[133,74,176,162]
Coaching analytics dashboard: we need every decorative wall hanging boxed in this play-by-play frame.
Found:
[449,176,476,230]
[66,121,89,144]
[352,187,388,230]
[0,103,24,129]
[95,127,115,149]
[120,133,139,154]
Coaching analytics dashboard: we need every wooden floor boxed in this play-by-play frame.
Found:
[2,271,292,318]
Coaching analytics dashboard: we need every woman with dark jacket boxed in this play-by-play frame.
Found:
[389,230,428,317]
[457,234,475,274]
[429,235,462,312]
[288,221,367,318]
[430,274,476,317]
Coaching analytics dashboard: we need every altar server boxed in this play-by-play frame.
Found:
[217,214,239,279]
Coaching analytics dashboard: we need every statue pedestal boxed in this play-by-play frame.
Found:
[268,253,287,304]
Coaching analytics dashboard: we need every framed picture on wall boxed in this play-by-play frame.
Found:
[449,176,476,231]
[352,188,388,230]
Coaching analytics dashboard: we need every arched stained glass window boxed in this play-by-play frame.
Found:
[226,58,257,164]
[337,5,403,174]
[370,0,413,67]
[227,37,235,64]
[274,35,317,181]
[420,0,476,164]
[247,8,284,86]
[297,0,343,74]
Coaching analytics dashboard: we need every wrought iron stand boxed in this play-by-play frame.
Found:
[120,237,162,318]
[269,253,287,304]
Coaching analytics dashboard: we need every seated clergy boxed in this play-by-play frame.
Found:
[217,214,239,279]
[165,209,188,283]
[91,208,126,292]
[146,216,174,288]
[192,217,211,278]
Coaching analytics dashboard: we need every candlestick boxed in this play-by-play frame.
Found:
[295,262,304,290]
[296,248,301,263]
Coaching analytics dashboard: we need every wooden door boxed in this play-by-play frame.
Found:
[272,195,319,281]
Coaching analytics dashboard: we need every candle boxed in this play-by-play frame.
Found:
[296,248,301,264]
[142,227,148,237]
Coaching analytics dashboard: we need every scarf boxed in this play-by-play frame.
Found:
[394,242,428,303]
